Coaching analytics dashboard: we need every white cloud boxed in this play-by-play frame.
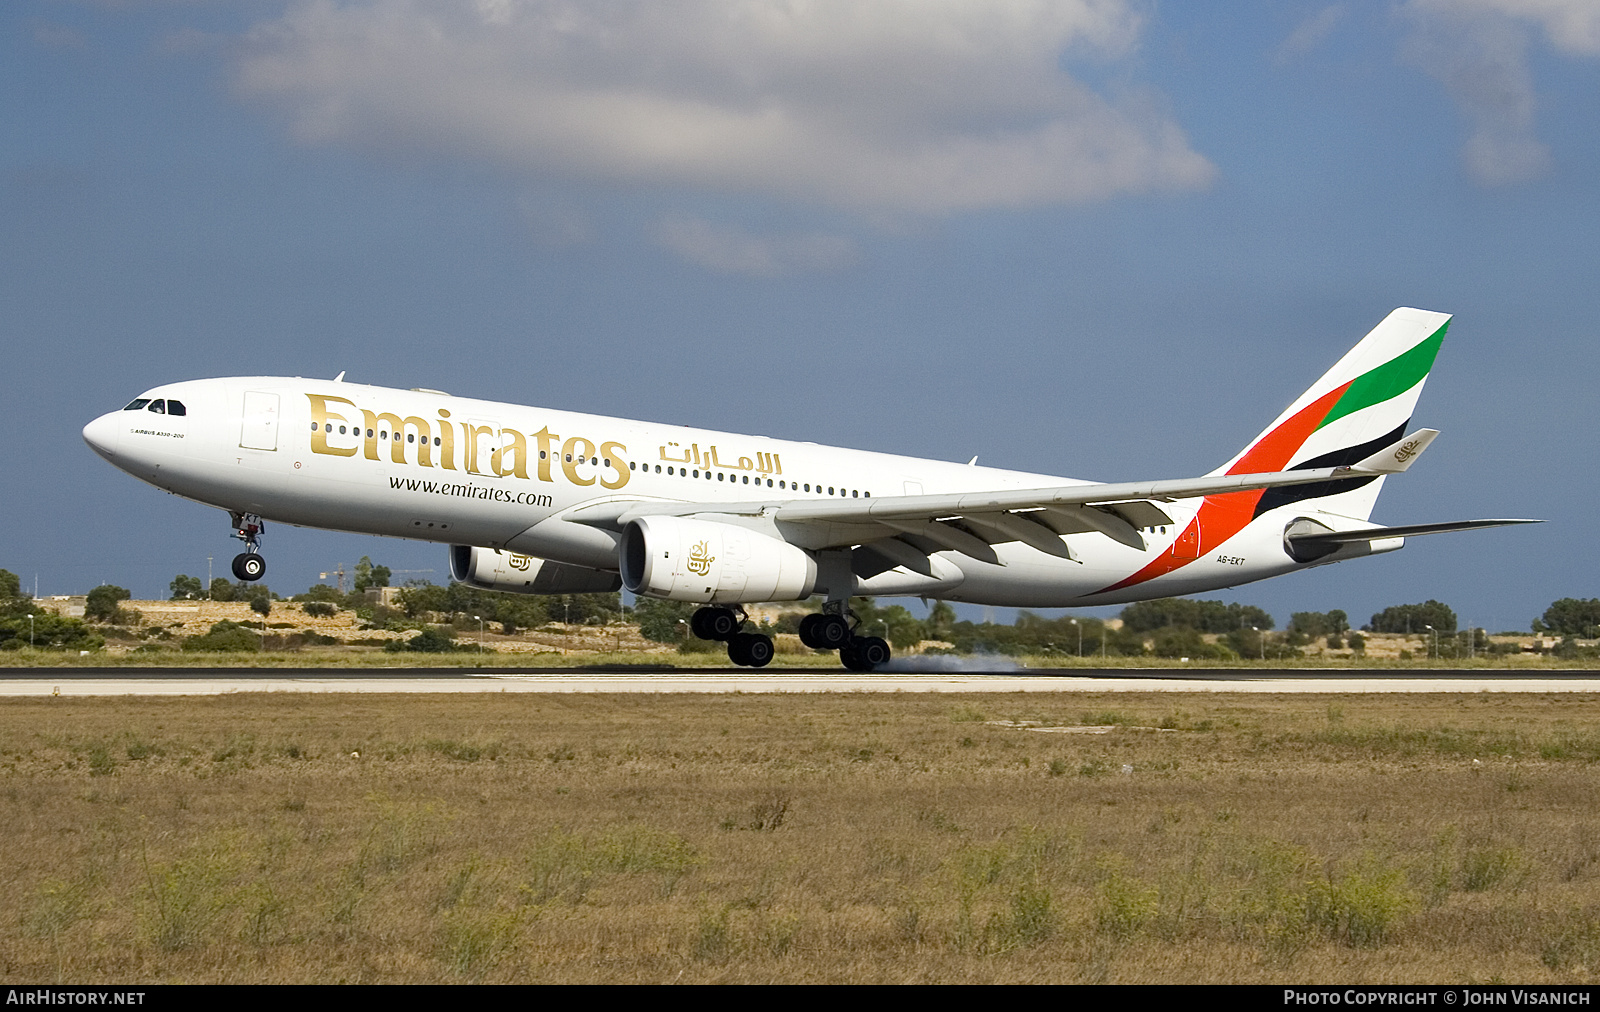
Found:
[1275,5,1346,65]
[652,216,857,277]
[1415,0,1600,55]
[1403,0,1600,185]
[233,0,1215,215]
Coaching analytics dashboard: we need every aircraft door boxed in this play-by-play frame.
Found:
[240,392,280,451]
[1172,520,1201,560]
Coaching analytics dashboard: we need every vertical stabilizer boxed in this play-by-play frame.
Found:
[1100,308,1448,593]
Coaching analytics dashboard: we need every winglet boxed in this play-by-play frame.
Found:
[1347,428,1439,475]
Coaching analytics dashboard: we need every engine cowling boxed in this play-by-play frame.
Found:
[449,545,621,594]
[620,516,817,603]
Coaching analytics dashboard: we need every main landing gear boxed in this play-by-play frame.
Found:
[229,512,267,582]
[688,603,891,671]
[691,606,775,668]
[798,604,891,672]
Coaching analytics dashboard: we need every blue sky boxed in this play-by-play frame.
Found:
[3,1,1596,633]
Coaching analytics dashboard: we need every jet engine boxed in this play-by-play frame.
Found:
[620,516,816,603]
[448,545,621,594]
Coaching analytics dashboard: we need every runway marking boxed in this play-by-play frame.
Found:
[5,671,1600,695]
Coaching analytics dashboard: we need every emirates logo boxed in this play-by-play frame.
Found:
[686,541,715,576]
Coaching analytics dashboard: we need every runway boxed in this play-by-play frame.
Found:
[4,667,1600,695]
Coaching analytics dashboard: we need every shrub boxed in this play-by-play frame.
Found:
[181,621,261,652]
[384,627,465,653]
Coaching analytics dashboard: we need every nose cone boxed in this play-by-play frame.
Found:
[82,412,121,461]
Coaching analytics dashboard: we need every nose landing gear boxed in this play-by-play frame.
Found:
[229,512,267,582]
[690,605,775,668]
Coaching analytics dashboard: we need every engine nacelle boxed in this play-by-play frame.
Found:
[449,545,621,594]
[620,516,817,603]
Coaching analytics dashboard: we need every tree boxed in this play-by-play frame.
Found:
[353,556,392,593]
[634,598,696,644]
[294,583,345,604]
[1120,598,1273,634]
[924,601,957,641]
[1538,599,1600,637]
[850,598,927,649]
[209,577,238,602]
[0,569,32,619]
[169,574,204,600]
[85,585,131,622]
[1289,610,1349,637]
[1368,601,1456,634]
[250,594,272,617]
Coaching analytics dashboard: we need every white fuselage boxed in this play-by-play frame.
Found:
[82,377,1369,607]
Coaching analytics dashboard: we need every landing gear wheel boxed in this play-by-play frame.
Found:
[839,635,890,671]
[856,636,891,669]
[728,632,774,668]
[692,606,740,641]
[800,613,850,650]
[232,553,266,582]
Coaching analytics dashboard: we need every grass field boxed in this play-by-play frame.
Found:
[5,691,1600,983]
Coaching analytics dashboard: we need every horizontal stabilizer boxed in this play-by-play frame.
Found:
[1287,518,1542,546]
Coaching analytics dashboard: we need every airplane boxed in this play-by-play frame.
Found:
[82,307,1536,670]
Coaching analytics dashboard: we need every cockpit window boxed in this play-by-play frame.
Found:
[123,399,151,411]
[147,399,166,414]
[166,400,186,416]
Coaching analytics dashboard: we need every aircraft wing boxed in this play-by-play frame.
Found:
[569,430,1442,565]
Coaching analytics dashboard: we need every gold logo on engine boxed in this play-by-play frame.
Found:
[508,554,533,571]
[686,541,715,576]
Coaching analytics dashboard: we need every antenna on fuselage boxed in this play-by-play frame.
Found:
[332,371,346,382]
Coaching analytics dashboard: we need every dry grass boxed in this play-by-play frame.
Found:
[5,691,1600,983]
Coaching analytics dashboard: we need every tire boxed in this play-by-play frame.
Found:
[856,636,891,669]
[798,614,824,649]
[743,633,774,668]
[704,608,739,641]
[690,607,715,640]
[839,643,870,671]
[727,634,751,666]
[692,606,738,641]
[232,553,266,582]
[814,614,850,650]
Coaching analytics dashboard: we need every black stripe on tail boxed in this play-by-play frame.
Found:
[1250,422,1407,520]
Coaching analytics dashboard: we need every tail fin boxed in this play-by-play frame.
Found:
[1209,307,1450,521]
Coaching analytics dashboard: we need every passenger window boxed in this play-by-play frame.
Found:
[717,473,725,481]
[148,399,166,414]
[123,399,151,411]
[166,400,186,416]
[742,475,749,484]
